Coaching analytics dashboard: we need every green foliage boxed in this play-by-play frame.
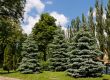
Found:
[0,0,26,20]
[3,44,13,73]
[0,18,25,69]
[67,31,104,77]
[48,27,68,71]
[88,7,95,36]
[0,0,26,68]
[81,13,88,31]
[105,0,110,59]
[40,60,50,71]
[95,0,105,53]
[69,17,81,42]
[32,13,57,61]
[18,35,41,74]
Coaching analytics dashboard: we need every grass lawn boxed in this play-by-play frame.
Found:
[0,70,110,80]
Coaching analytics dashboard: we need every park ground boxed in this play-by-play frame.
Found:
[0,69,110,80]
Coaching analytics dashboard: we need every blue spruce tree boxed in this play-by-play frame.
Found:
[67,31,104,77]
[18,34,41,74]
[48,27,68,71]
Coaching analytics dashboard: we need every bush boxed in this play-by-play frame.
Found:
[40,60,50,71]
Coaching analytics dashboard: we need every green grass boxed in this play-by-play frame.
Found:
[0,70,110,80]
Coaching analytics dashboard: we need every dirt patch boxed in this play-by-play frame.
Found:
[0,76,20,80]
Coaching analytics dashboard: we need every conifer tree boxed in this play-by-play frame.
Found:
[67,31,104,77]
[3,44,13,73]
[48,27,68,71]
[18,35,41,74]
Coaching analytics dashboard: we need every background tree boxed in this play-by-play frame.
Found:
[81,13,87,31]
[32,13,57,61]
[18,35,41,74]
[3,44,13,73]
[0,0,26,20]
[69,16,80,42]
[75,17,81,32]
[0,18,25,69]
[105,0,110,59]
[69,25,73,42]
[48,27,68,71]
[67,31,104,77]
[12,32,27,70]
[95,0,105,59]
[0,0,26,68]
[88,7,95,36]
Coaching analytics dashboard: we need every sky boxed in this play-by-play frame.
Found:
[22,0,108,34]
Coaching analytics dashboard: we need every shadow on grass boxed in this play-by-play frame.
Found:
[0,69,17,74]
[0,71,16,74]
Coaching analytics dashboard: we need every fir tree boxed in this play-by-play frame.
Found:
[67,31,104,77]
[3,44,13,73]
[48,27,68,71]
[18,35,41,74]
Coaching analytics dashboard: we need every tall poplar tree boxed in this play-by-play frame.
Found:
[69,17,80,42]
[105,0,110,59]
[88,7,95,36]
[76,17,81,32]
[81,13,87,31]
[95,0,105,56]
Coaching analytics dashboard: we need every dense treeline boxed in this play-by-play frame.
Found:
[0,0,110,78]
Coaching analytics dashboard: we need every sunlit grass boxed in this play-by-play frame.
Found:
[0,69,110,80]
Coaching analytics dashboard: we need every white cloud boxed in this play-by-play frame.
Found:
[22,0,45,34]
[25,0,45,13]
[46,1,53,5]
[22,15,40,34]
[50,11,68,27]
[22,0,68,34]
[50,11,68,33]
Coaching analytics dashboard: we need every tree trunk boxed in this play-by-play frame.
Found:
[8,70,9,73]
[43,51,46,61]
